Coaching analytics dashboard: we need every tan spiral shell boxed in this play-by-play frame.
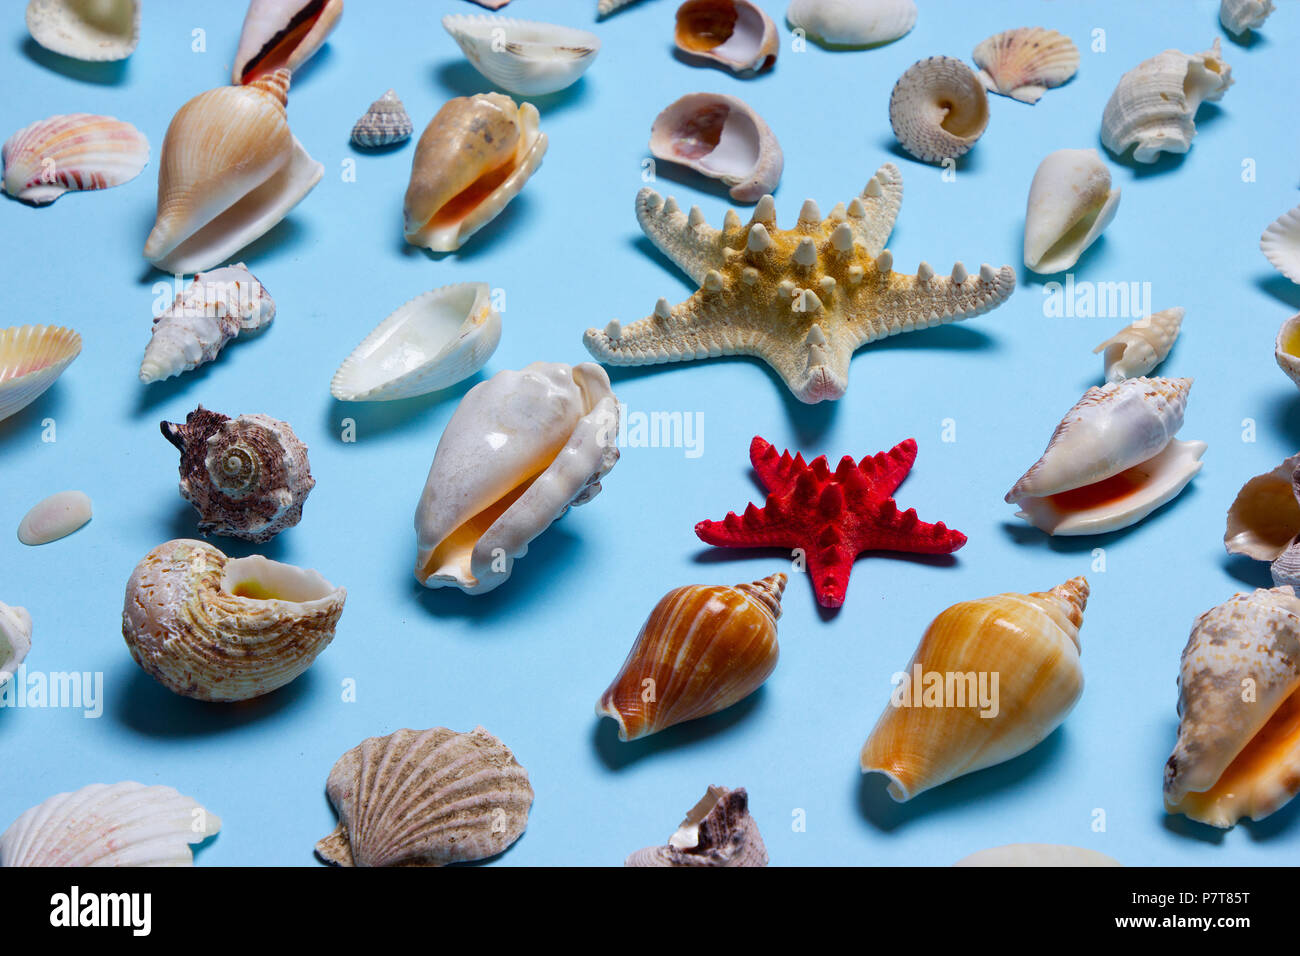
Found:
[889,56,989,163]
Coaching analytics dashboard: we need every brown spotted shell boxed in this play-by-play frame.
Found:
[625,786,768,866]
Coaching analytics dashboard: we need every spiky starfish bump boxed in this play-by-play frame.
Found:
[696,436,968,608]
[583,163,1016,403]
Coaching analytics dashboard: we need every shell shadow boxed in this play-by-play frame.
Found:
[1159,810,1227,845]
[648,161,758,205]
[0,383,68,454]
[1266,390,1300,448]
[1102,137,1188,178]
[591,689,766,770]
[630,236,693,291]
[20,36,128,84]
[322,377,478,442]
[1222,553,1273,590]
[1256,273,1300,312]
[1222,27,1265,50]
[433,59,495,98]
[878,135,982,175]
[163,502,291,561]
[133,361,227,416]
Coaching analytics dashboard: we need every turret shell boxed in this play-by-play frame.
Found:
[625,786,768,866]
[350,89,413,148]
[1092,307,1183,383]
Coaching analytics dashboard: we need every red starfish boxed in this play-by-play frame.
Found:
[695,436,967,608]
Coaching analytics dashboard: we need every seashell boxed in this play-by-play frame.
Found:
[468,0,513,8]
[403,93,547,253]
[599,0,652,16]
[350,89,413,148]
[316,726,533,867]
[597,573,785,740]
[231,0,343,84]
[415,362,620,594]
[1277,313,1300,391]
[674,0,778,75]
[139,264,275,385]
[625,786,768,867]
[1223,452,1300,591]
[785,0,916,47]
[162,406,314,542]
[2,113,148,206]
[889,56,990,163]
[954,844,1120,867]
[1220,0,1274,35]
[1093,307,1183,383]
[1023,148,1120,274]
[0,325,81,425]
[1005,377,1206,536]
[330,282,501,402]
[25,0,139,62]
[1100,40,1232,163]
[0,602,32,688]
[973,27,1079,104]
[0,782,219,866]
[861,577,1088,801]
[1165,588,1300,827]
[442,14,601,96]
[122,538,345,702]
[648,93,783,203]
[1261,205,1300,286]
[144,70,324,275]
[17,491,92,546]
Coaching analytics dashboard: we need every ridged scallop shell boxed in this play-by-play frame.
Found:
[1220,0,1274,35]
[144,70,324,275]
[350,89,413,148]
[403,93,547,253]
[973,27,1079,104]
[331,282,501,402]
[17,490,92,546]
[1093,307,1183,383]
[25,0,139,61]
[1277,313,1300,391]
[0,782,219,866]
[1261,205,1300,286]
[648,93,783,203]
[231,0,343,84]
[1101,40,1232,163]
[0,324,81,425]
[1023,148,1120,274]
[0,602,32,687]
[2,113,148,205]
[861,577,1088,801]
[442,14,601,96]
[625,786,768,867]
[122,538,345,702]
[786,0,916,47]
[415,362,620,594]
[675,0,777,74]
[1224,452,1300,591]
[597,574,784,741]
[316,727,533,867]
[955,844,1120,867]
[889,56,989,163]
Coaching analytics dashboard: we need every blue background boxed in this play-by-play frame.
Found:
[1,0,1297,866]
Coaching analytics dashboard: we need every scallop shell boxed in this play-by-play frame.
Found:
[1261,205,1300,285]
[0,603,32,688]
[625,786,768,867]
[861,577,1088,801]
[648,93,783,203]
[1220,0,1274,35]
[1093,307,1183,383]
[17,490,92,546]
[144,70,324,275]
[1100,40,1232,163]
[597,573,785,741]
[122,538,345,702]
[415,362,620,594]
[1023,148,1120,274]
[973,27,1079,104]
[330,282,501,402]
[675,0,778,74]
[162,406,314,542]
[316,727,533,867]
[350,89,413,148]
[3,113,148,206]
[889,56,990,163]
[442,14,601,96]
[25,0,139,61]
[403,93,547,253]
[0,782,219,866]
[1223,452,1300,591]
[785,0,916,47]
[955,844,1120,867]
[0,325,81,425]
[1277,313,1300,390]
[231,0,343,84]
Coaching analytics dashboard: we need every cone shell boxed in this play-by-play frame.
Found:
[674,0,777,74]
[648,92,783,202]
[955,844,1120,867]
[785,0,916,47]
[1093,307,1183,383]
[25,0,140,61]
[442,14,601,96]
[1220,0,1274,35]
[0,602,32,688]
[316,727,533,867]
[889,56,989,163]
[231,0,343,84]
[597,573,785,741]
[1261,205,1300,286]
[350,89,413,148]
[973,27,1079,104]
[0,324,81,425]
[2,113,148,205]
[625,786,768,866]
[860,577,1088,801]
[1023,148,1120,274]
[17,490,92,546]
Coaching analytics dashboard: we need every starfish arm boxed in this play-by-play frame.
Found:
[846,502,968,555]
[695,505,800,551]
[848,263,1016,347]
[749,436,810,497]
[636,188,726,285]
[846,163,904,257]
[856,438,918,499]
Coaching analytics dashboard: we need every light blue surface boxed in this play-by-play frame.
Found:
[0,0,1297,866]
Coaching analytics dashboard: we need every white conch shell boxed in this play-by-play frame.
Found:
[2,113,148,205]
[648,93,783,203]
[1276,313,1300,391]
[17,490,92,545]
[1223,452,1300,591]
[955,844,1120,867]
[25,0,139,61]
[414,362,620,594]
[350,89,413,148]
[785,0,916,47]
[144,70,324,275]
[973,27,1079,105]
[1023,148,1120,274]
[674,0,778,74]
[0,602,32,688]
[0,324,81,425]
[1093,306,1184,383]
[442,14,601,96]
[1220,0,1274,35]
[0,782,219,866]
[625,786,768,867]
[331,282,501,402]
[1261,205,1300,285]
[231,0,343,84]
[1101,40,1232,163]
[889,56,989,163]
[140,264,275,384]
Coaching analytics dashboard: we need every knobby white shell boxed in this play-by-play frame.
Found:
[1276,313,1300,391]
[1023,148,1120,274]
[674,0,778,75]
[442,14,601,96]
[2,113,148,205]
[955,844,1121,867]
[0,782,220,866]
[649,93,783,202]
[17,490,92,546]
[889,56,989,163]
[0,325,81,425]
[1220,0,1274,35]
[1261,205,1300,285]
[973,27,1079,104]
[786,0,916,47]
[0,602,32,687]
[1093,306,1183,383]
[350,89,413,148]
[25,0,140,62]
[231,0,343,84]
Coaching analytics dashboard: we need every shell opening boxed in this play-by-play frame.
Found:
[238,0,332,83]
[417,466,544,584]
[222,555,335,603]
[1183,53,1225,114]
[423,159,518,234]
[676,1,772,69]
[1281,319,1300,361]
[663,103,758,178]
[1036,190,1119,273]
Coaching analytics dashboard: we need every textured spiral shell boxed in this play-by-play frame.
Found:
[889,56,989,163]
[350,89,413,148]
[625,786,768,867]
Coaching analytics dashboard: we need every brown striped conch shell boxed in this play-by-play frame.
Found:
[625,786,768,867]
[25,0,140,62]
[2,113,148,205]
[889,56,989,163]
[0,325,80,424]
[231,0,343,84]
[973,27,1079,104]
[674,0,777,74]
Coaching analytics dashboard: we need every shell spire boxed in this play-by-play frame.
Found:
[735,572,786,619]
[248,67,291,106]
[1042,576,1089,637]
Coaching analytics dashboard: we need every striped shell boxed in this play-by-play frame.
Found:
[0,325,81,424]
[2,113,148,205]
[1261,205,1300,286]
[25,0,140,62]
[0,602,32,687]
[442,14,601,97]
[889,56,989,163]
[350,89,413,148]
[973,27,1079,104]
[625,786,768,867]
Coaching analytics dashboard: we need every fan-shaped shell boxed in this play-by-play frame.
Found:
[1023,148,1120,274]
[1261,205,1300,286]
[955,844,1120,867]
[350,89,413,148]
[648,93,782,203]
[786,0,916,47]
[442,14,601,96]
[316,727,533,867]
[1093,307,1183,383]
[973,27,1079,104]
[231,0,343,84]
[1220,0,1274,35]
[675,0,777,74]
[17,490,92,545]
[889,56,989,163]
[0,324,81,425]
[625,786,768,867]
[25,0,139,61]
[0,602,32,687]
[2,113,148,205]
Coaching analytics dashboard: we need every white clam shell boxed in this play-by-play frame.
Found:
[1224,452,1300,563]
[232,0,343,84]
[889,56,989,163]
[442,14,601,96]
[25,0,140,62]
[1220,0,1274,35]
[786,0,916,47]
[1093,306,1183,383]
[674,0,778,74]
[0,603,32,688]
[1023,148,1120,274]
[331,282,502,402]
[1261,205,1300,285]
[414,362,620,594]
[17,490,92,546]
[955,844,1120,867]
[2,113,148,205]
[0,782,219,866]
[649,93,783,202]
[973,27,1079,105]
[0,324,81,425]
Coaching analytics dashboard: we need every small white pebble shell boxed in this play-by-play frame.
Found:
[16,490,92,546]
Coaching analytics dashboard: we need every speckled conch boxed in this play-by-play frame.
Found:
[1220,0,1274,35]
[860,577,1088,801]
[1093,307,1183,383]
[442,14,601,96]
[973,27,1078,104]
[674,0,777,74]
[625,786,768,867]
[0,324,81,424]
[1165,588,1300,828]
[1224,452,1300,590]
[162,406,314,542]
[2,113,148,205]
[955,844,1120,867]
[889,56,989,163]
[414,362,620,594]
[122,538,345,702]
[649,93,782,203]
[317,727,533,867]
[1023,149,1120,274]
[25,0,140,61]
[0,602,32,687]
[231,0,343,84]
[785,0,916,47]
